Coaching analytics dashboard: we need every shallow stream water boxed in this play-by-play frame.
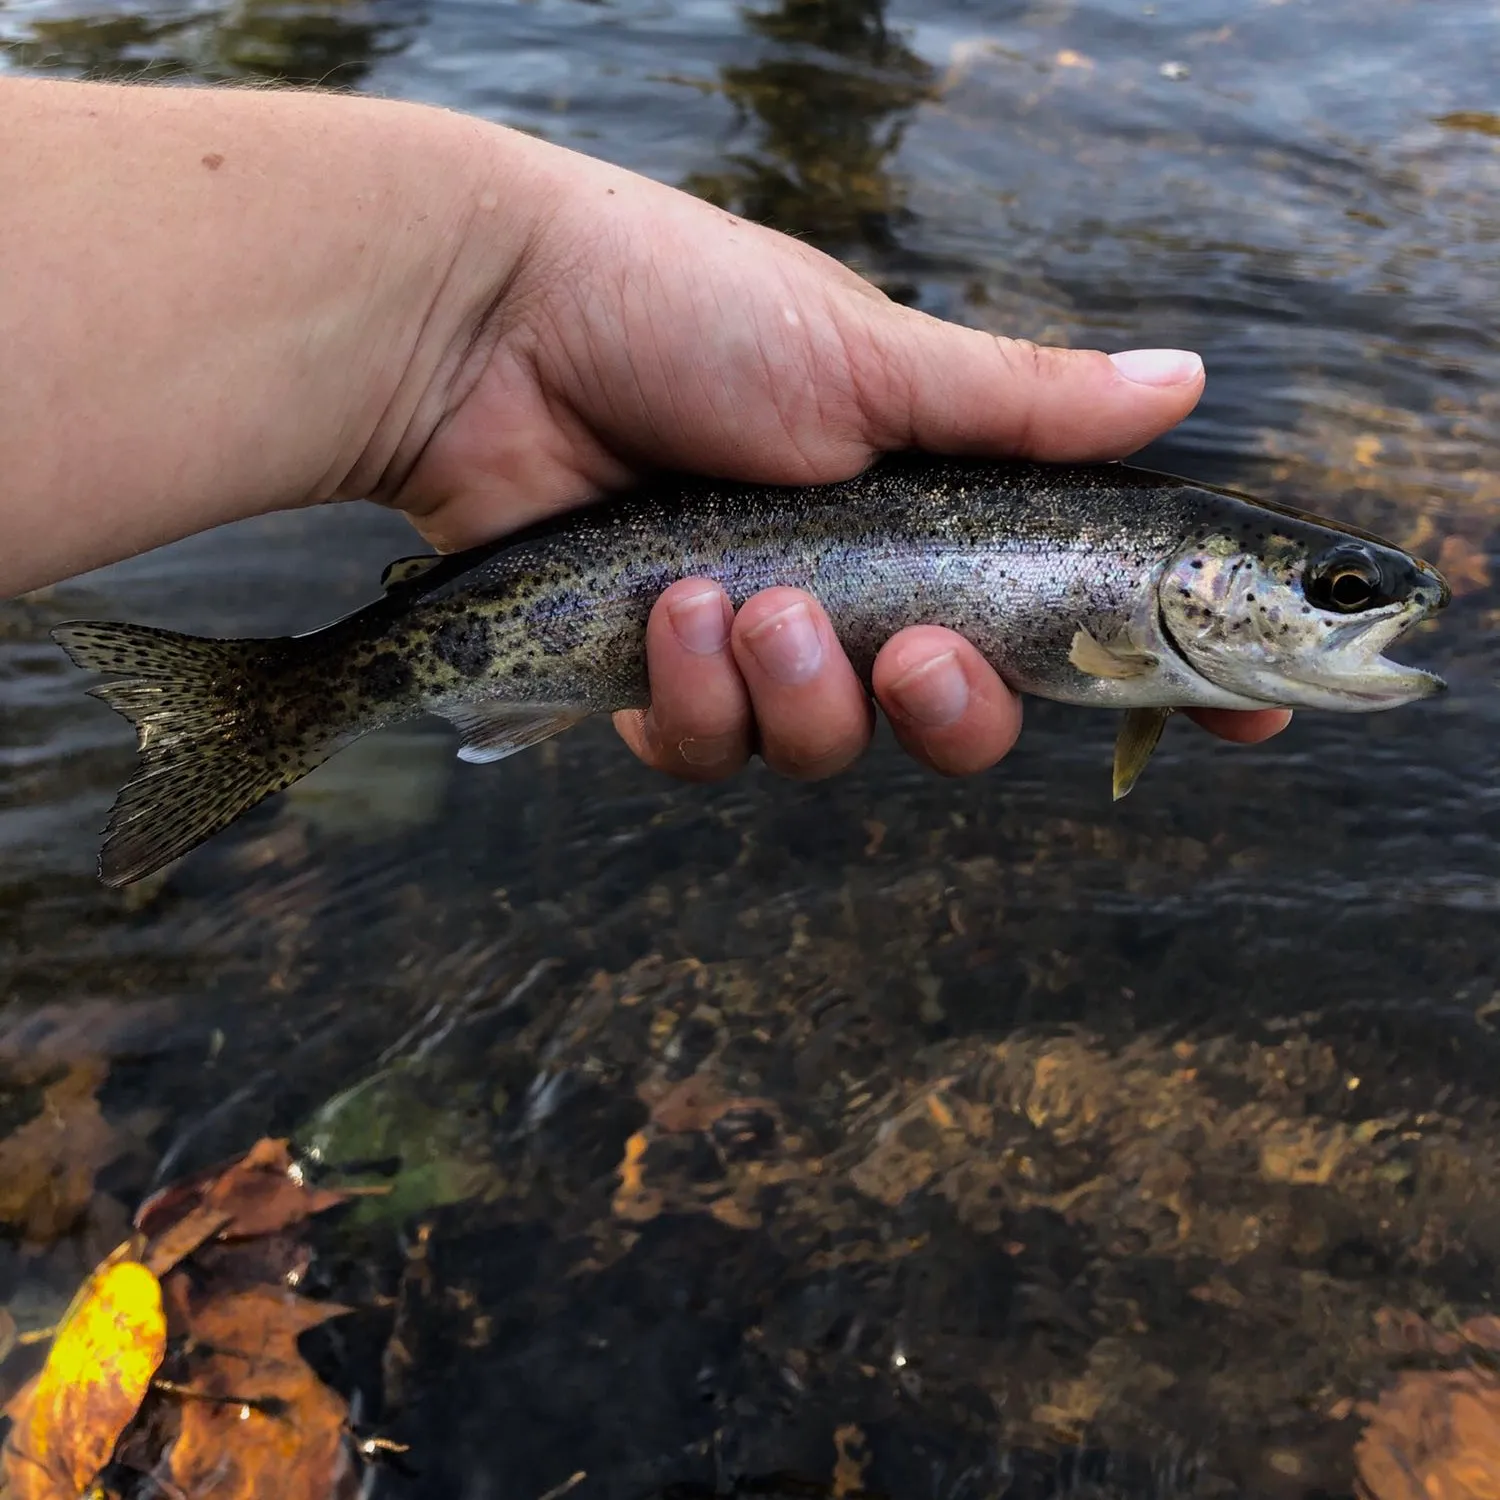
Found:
[1,2,1498,1495]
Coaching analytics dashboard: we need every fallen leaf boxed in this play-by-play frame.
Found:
[0,1061,123,1245]
[832,1423,870,1498]
[1356,1366,1500,1500]
[1433,110,1500,138]
[163,1283,357,1500]
[1,1255,165,1498]
[141,1204,235,1278]
[1401,513,1438,555]
[135,1137,350,1250]
[1436,534,1491,599]
[645,1073,777,1136]
[611,1130,661,1222]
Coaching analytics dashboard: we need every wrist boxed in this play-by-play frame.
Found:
[0,80,548,593]
[331,109,560,510]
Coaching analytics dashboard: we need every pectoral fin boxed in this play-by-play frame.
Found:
[1112,706,1174,801]
[1069,627,1158,681]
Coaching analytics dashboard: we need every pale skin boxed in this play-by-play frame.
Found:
[0,77,1289,784]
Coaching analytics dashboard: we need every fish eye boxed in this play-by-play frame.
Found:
[1304,545,1401,614]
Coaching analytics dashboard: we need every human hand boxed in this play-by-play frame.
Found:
[393,131,1291,782]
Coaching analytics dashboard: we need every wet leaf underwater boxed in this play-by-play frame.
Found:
[1356,1317,1500,1500]
[134,1135,353,1250]
[162,1285,359,1500]
[0,1138,371,1500]
[0,1060,120,1249]
[1,1257,165,1499]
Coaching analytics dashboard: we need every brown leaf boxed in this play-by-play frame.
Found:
[1433,110,1500,139]
[0,1060,123,1244]
[1436,534,1491,599]
[1458,1316,1500,1354]
[643,1073,780,1137]
[1356,1367,1500,1500]
[831,1423,871,1498]
[164,1284,357,1500]
[141,1205,235,1278]
[136,1137,350,1253]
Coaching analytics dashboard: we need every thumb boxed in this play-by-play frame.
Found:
[858,303,1206,463]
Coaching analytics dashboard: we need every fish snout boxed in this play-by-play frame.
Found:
[1423,560,1453,611]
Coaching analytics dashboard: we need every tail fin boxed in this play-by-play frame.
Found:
[51,621,350,887]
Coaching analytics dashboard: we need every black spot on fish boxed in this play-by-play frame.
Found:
[359,652,414,701]
[435,617,493,677]
[529,590,592,655]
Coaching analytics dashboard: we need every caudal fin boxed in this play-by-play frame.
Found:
[51,620,350,887]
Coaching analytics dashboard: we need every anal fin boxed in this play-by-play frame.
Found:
[1070,627,1157,681]
[1112,706,1174,801]
[440,701,589,764]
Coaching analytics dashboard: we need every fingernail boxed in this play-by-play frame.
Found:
[889,650,969,728]
[743,601,823,685]
[667,586,729,656]
[1108,348,1204,387]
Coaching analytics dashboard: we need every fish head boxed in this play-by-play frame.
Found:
[1155,503,1450,711]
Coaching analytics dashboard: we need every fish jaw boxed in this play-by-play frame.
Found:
[1249,606,1447,710]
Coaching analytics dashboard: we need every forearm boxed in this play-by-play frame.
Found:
[0,76,541,597]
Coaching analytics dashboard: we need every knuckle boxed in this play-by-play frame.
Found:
[994,336,1051,382]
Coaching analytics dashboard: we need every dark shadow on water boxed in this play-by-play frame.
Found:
[682,0,936,265]
[1,0,421,87]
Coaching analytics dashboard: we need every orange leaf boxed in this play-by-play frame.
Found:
[1,1256,165,1498]
[1356,1366,1500,1500]
[142,1204,235,1278]
[136,1137,350,1258]
[0,1061,122,1245]
[1436,534,1491,600]
[164,1285,356,1500]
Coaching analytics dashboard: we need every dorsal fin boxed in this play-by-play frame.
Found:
[380,555,442,591]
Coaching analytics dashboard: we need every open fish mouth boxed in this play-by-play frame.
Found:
[1283,659,1448,706]
[1279,605,1448,708]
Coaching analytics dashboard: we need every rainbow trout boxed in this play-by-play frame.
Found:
[52,453,1450,887]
